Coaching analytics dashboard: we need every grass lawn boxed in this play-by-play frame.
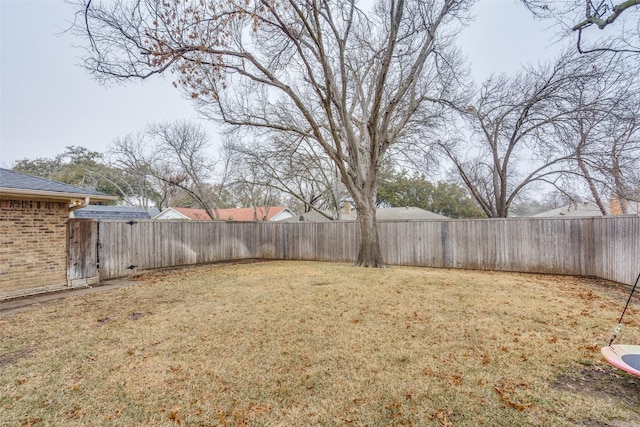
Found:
[1,261,640,426]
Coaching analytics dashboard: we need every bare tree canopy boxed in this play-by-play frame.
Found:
[439,51,606,217]
[75,0,473,266]
[226,135,345,219]
[521,0,640,53]
[558,59,640,212]
[111,120,227,218]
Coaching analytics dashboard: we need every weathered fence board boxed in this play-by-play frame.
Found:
[68,216,640,286]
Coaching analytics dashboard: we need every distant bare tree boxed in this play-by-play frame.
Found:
[604,110,640,212]
[108,132,163,209]
[439,52,602,217]
[111,120,225,218]
[226,134,344,220]
[559,65,640,213]
[75,0,473,267]
[148,121,221,218]
[227,150,280,220]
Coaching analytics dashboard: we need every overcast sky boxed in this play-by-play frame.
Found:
[0,0,563,168]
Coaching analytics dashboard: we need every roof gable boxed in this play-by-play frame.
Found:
[218,206,287,221]
[172,207,212,220]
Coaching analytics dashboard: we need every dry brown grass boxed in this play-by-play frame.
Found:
[1,261,640,427]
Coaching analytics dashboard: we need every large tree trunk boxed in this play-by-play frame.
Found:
[354,198,385,267]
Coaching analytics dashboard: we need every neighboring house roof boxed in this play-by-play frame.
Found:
[376,207,449,220]
[154,207,207,220]
[280,210,335,222]
[280,206,449,222]
[154,206,295,221]
[72,205,151,220]
[0,168,116,203]
[532,201,640,218]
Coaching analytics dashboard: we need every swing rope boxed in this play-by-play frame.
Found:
[608,271,640,346]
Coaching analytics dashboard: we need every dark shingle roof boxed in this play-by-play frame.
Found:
[0,168,113,198]
[73,205,151,220]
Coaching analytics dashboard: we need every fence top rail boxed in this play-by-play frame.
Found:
[73,215,640,225]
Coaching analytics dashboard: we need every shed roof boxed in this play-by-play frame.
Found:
[72,205,151,220]
[0,168,116,202]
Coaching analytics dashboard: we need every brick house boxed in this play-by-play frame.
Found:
[0,168,116,299]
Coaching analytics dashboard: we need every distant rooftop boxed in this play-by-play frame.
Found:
[376,207,449,220]
[280,206,449,222]
[532,201,640,217]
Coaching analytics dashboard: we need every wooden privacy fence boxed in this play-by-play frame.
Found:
[67,216,640,286]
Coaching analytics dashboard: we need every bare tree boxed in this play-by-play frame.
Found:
[111,120,225,219]
[439,52,602,217]
[226,134,344,219]
[108,132,162,209]
[521,0,640,54]
[147,121,221,218]
[226,146,281,220]
[75,0,473,267]
[607,103,640,206]
[559,67,640,213]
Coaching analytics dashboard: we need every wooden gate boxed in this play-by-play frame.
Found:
[68,219,99,287]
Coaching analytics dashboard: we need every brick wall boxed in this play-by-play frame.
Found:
[0,199,69,296]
